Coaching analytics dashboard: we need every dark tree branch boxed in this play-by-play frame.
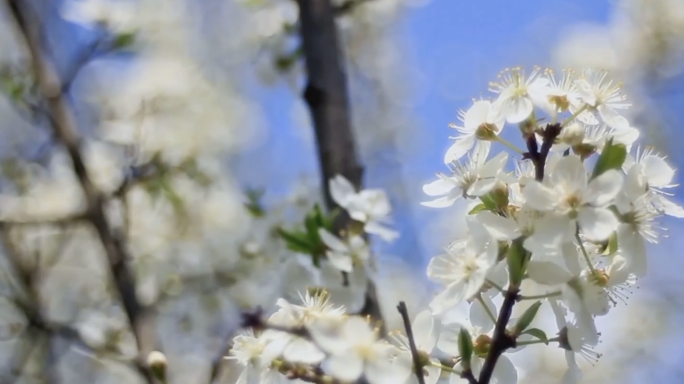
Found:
[297,0,386,334]
[295,0,385,333]
[5,2,155,383]
[479,122,563,384]
[476,286,518,384]
[397,301,425,384]
[461,369,478,384]
[523,123,563,181]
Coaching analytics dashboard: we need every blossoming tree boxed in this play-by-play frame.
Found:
[0,0,682,384]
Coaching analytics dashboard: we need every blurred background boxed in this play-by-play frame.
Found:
[1,0,684,383]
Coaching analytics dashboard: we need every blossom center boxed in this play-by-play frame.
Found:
[473,334,492,357]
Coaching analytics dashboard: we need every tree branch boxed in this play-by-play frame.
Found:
[5,2,155,382]
[295,0,385,333]
[479,122,563,384]
[397,301,425,384]
[476,286,518,384]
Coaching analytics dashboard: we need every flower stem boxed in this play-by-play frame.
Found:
[495,136,525,154]
[476,294,497,324]
[575,231,598,275]
[516,337,560,346]
[485,279,505,293]
[561,104,589,127]
[431,362,460,374]
[518,291,562,301]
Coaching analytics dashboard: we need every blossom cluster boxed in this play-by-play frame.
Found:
[229,67,682,384]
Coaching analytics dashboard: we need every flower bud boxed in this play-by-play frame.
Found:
[559,122,585,146]
[473,334,492,358]
[147,351,167,383]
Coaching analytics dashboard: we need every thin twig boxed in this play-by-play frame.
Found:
[461,369,478,384]
[240,309,310,339]
[479,122,563,384]
[5,1,155,382]
[397,301,425,384]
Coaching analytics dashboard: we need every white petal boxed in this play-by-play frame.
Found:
[283,338,325,364]
[430,281,467,315]
[654,196,684,218]
[465,100,492,131]
[560,242,581,276]
[577,207,618,241]
[330,175,356,208]
[423,177,453,196]
[642,155,675,188]
[412,310,439,352]
[421,196,458,208]
[467,179,497,197]
[326,251,353,272]
[583,169,623,207]
[364,221,399,242]
[522,182,557,211]
[491,355,518,384]
[425,361,442,384]
[478,151,509,178]
[437,322,470,356]
[445,136,475,164]
[502,96,534,124]
[319,229,348,252]
[476,211,520,241]
[469,295,496,333]
[527,261,573,285]
[617,224,647,277]
[551,155,587,194]
[365,354,409,384]
[324,352,364,382]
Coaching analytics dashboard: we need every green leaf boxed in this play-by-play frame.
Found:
[468,203,488,215]
[479,193,498,211]
[601,232,619,256]
[521,328,549,345]
[304,211,321,244]
[112,32,136,50]
[322,208,341,230]
[514,301,542,334]
[506,237,528,288]
[277,228,313,253]
[458,327,473,369]
[591,138,626,179]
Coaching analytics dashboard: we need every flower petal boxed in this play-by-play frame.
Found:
[527,261,573,285]
[583,169,623,207]
[329,175,356,208]
[522,181,558,211]
[476,211,520,241]
[641,155,675,188]
[445,136,475,164]
[469,295,496,333]
[577,207,618,241]
[430,281,467,315]
[421,196,458,208]
[551,155,587,195]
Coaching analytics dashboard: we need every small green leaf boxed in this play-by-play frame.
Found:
[468,203,488,215]
[304,211,321,243]
[601,232,619,256]
[479,193,498,211]
[277,228,313,253]
[521,328,548,345]
[506,237,528,288]
[112,32,136,49]
[458,327,473,369]
[514,301,542,334]
[591,138,626,179]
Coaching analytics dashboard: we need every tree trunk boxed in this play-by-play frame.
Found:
[296,0,385,331]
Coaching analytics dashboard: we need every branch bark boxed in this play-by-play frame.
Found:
[478,122,563,384]
[5,1,155,382]
[295,0,385,331]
